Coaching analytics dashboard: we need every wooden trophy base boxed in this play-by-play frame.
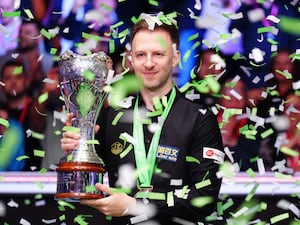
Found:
[55,162,106,202]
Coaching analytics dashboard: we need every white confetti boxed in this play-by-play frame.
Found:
[42,78,56,84]
[120,132,136,145]
[227,12,243,20]
[247,8,265,23]
[0,201,6,217]
[249,48,265,63]
[19,218,31,225]
[42,218,57,224]
[257,158,265,175]
[116,164,136,189]
[7,199,19,208]
[194,0,201,10]
[229,89,242,100]
[35,199,46,207]
[252,76,261,84]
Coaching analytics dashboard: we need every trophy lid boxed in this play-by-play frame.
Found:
[58,50,112,81]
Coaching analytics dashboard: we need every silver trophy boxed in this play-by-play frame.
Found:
[55,50,112,201]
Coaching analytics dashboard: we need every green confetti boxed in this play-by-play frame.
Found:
[270,212,289,224]
[156,36,167,49]
[148,0,159,6]
[109,187,131,194]
[24,9,34,19]
[31,131,45,140]
[59,215,66,221]
[82,32,100,41]
[257,26,275,34]
[222,198,234,211]
[135,191,165,200]
[83,70,95,81]
[109,74,142,108]
[38,92,49,104]
[40,28,52,40]
[2,11,21,17]
[16,155,30,161]
[205,76,221,94]
[74,214,92,225]
[178,185,189,199]
[275,69,292,79]
[186,156,200,164]
[54,130,62,135]
[0,118,9,128]
[86,139,99,145]
[109,39,115,54]
[246,168,256,178]
[260,128,274,139]
[120,144,133,159]
[50,48,58,55]
[188,32,199,42]
[57,200,76,210]
[245,182,259,202]
[195,179,211,189]
[280,146,299,157]
[62,126,80,134]
[24,199,31,205]
[39,168,47,173]
[167,191,174,207]
[35,181,44,189]
[220,33,231,40]
[183,49,191,63]
[34,149,45,158]
[191,196,214,208]
[267,38,278,45]
[217,201,223,216]
[34,194,43,199]
[274,172,292,180]
[279,16,300,36]
[13,66,23,75]
[85,185,96,192]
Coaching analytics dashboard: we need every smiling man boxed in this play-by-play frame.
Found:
[61,12,225,225]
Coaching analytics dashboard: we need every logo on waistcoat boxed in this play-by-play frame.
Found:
[111,142,123,155]
[156,145,179,162]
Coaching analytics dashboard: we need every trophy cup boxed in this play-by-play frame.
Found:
[55,50,112,201]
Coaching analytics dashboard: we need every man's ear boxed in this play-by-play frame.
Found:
[172,49,180,67]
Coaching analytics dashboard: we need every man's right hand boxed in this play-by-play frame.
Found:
[61,131,80,152]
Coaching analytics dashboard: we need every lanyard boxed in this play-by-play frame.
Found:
[133,87,176,188]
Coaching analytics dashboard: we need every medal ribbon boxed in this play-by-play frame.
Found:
[133,87,176,188]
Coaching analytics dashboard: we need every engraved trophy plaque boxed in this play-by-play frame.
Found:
[55,50,111,201]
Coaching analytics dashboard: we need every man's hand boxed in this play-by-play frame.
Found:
[81,183,137,217]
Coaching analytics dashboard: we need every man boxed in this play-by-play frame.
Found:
[0,0,21,56]
[0,19,54,98]
[61,13,225,224]
[1,60,46,170]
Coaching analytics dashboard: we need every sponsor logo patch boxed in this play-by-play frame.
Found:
[156,145,179,162]
[203,147,225,164]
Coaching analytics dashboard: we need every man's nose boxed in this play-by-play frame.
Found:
[145,55,154,68]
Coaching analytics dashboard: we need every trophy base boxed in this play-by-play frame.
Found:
[55,162,106,202]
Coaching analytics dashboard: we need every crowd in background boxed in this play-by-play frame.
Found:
[0,0,300,174]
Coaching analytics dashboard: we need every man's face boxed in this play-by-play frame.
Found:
[2,65,27,99]
[18,23,40,52]
[197,51,224,79]
[130,29,179,94]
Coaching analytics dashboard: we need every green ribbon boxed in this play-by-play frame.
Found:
[133,87,176,188]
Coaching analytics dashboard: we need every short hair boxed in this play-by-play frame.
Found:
[1,60,26,78]
[129,13,180,50]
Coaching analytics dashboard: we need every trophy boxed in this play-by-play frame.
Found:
[55,50,112,201]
